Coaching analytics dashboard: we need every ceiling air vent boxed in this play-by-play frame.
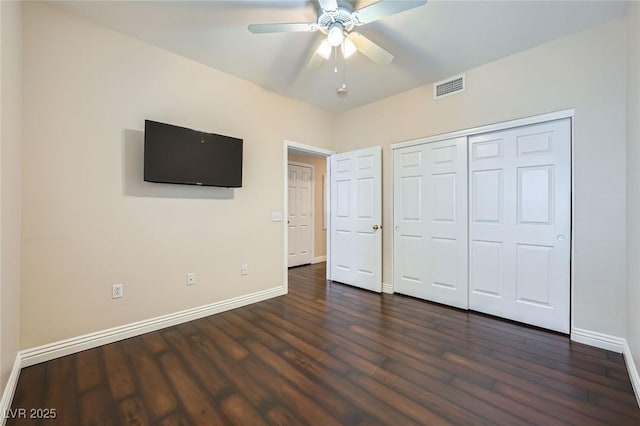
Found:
[433,74,465,99]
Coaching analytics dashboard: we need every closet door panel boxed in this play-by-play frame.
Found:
[394,137,468,309]
[468,119,571,333]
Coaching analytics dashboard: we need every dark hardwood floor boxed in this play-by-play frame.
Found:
[8,262,640,425]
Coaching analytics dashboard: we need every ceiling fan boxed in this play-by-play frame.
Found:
[248,0,427,68]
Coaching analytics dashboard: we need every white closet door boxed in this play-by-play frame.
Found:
[330,147,382,292]
[288,164,313,267]
[468,118,571,333]
[393,137,468,308]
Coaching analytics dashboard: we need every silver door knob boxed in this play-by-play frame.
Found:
[395,226,400,231]
[557,235,566,242]
[372,224,379,230]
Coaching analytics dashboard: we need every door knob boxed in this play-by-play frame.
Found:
[372,224,379,230]
[557,235,566,242]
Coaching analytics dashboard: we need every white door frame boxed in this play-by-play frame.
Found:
[287,160,315,267]
[284,140,335,293]
[391,108,575,331]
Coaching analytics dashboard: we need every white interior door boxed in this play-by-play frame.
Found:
[393,137,468,308]
[468,118,571,333]
[288,163,313,267]
[330,147,382,292]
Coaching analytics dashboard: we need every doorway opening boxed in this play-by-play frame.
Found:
[284,141,334,293]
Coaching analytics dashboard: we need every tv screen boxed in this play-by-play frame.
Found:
[144,120,243,188]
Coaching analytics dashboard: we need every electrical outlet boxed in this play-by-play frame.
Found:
[112,283,123,299]
[271,212,283,222]
[241,264,249,275]
[186,273,196,286]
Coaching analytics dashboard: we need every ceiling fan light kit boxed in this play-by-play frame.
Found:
[317,39,333,59]
[327,23,345,46]
[341,38,357,59]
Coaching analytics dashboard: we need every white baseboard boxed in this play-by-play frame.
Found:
[0,356,21,426]
[312,256,327,264]
[382,282,393,294]
[570,327,625,353]
[20,285,285,368]
[624,341,640,407]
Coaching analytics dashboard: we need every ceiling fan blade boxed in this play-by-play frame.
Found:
[354,0,427,25]
[348,32,393,65]
[248,22,316,34]
[317,0,338,12]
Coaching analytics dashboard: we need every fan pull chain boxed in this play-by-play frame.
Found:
[337,47,348,97]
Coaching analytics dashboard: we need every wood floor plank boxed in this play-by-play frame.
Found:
[76,349,102,392]
[219,393,268,426]
[218,310,288,352]
[122,338,177,421]
[42,355,78,426]
[116,396,150,426]
[251,308,347,374]
[102,343,136,401]
[263,405,302,426]
[491,348,638,398]
[345,369,453,425]
[159,353,225,426]
[381,359,526,425]
[450,376,564,425]
[141,331,169,354]
[241,357,343,426]
[192,317,248,361]
[189,333,272,407]
[161,328,231,396]
[79,387,117,426]
[7,263,640,425]
[6,363,47,426]
[156,411,192,426]
[446,350,636,424]
[493,381,609,425]
[245,340,355,421]
[280,349,419,425]
[334,346,492,425]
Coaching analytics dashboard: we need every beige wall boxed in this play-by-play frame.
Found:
[334,18,628,338]
[288,152,327,259]
[20,2,333,348]
[0,0,23,390]
[627,2,640,378]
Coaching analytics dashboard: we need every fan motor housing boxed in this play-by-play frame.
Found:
[318,6,356,34]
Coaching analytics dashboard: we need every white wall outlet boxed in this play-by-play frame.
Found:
[271,212,283,222]
[186,273,196,286]
[112,283,123,299]
[241,264,249,275]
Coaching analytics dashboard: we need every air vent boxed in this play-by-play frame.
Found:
[433,74,465,99]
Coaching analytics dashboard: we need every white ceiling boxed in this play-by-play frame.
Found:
[53,0,627,112]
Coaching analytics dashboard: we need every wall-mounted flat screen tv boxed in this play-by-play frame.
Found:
[144,120,243,188]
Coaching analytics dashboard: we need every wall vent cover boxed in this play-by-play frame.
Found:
[433,74,465,99]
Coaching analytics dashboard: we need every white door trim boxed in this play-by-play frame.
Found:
[391,109,575,150]
[284,140,335,293]
[390,109,575,333]
[288,161,315,267]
